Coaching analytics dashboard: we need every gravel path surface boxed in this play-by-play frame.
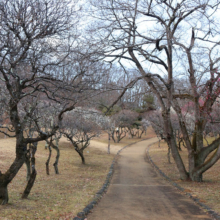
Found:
[88,138,213,220]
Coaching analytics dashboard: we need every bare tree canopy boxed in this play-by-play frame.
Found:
[89,0,220,181]
[61,108,104,164]
[0,0,103,205]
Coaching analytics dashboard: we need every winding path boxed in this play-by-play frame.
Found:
[88,138,212,220]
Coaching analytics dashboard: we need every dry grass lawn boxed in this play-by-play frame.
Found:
[149,139,220,215]
[0,128,155,220]
[0,139,115,220]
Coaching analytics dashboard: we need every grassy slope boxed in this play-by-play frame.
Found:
[149,139,220,215]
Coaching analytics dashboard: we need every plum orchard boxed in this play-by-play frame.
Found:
[0,0,105,204]
[89,0,220,181]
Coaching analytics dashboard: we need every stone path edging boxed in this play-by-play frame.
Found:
[73,139,147,220]
[146,143,220,220]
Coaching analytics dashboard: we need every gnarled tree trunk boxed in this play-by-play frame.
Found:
[107,133,111,154]
[0,173,8,205]
[0,143,26,204]
[52,142,60,174]
[78,150,85,164]
[22,142,38,199]
[24,151,31,181]
[46,143,52,175]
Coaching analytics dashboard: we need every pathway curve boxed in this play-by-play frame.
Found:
[88,138,212,220]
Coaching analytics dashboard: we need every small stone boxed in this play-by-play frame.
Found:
[73,217,83,220]
[86,204,94,210]
[90,200,97,205]
[77,212,85,217]
[83,207,90,215]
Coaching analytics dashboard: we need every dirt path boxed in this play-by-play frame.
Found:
[88,138,212,220]
[90,140,122,154]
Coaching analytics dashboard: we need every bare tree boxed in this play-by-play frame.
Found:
[40,106,63,175]
[89,0,220,181]
[99,116,115,154]
[137,118,150,139]
[45,132,62,175]
[118,110,139,138]
[0,0,89,204]
[111,110,130,142]
[147,111,165,146]
[62,108,103,164]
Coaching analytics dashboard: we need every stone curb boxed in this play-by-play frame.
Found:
[146,143,220,220]
[73,139,147,220]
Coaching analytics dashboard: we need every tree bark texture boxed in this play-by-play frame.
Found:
[24,152,31,181]
[108,133,111,154]
[22,142,38,199]
[46,144,52,175]
[0,153,26,204]
[0,184,8,205]
[52,143,60,174]
[78,150,85,164]
[22,169,37,199]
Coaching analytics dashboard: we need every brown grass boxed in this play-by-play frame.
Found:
[0,127,155,220]
[92,127,156,149]
[0,139,115,220]
[149,139,220,215]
